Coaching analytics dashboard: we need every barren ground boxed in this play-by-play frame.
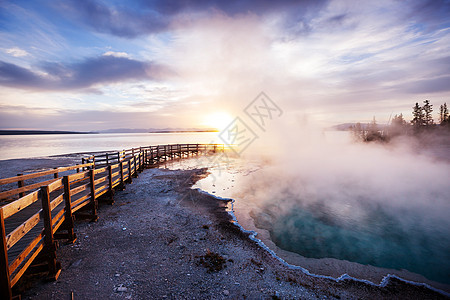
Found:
[5,164,444,299]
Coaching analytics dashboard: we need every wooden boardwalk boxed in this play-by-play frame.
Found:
[0,143,224,300]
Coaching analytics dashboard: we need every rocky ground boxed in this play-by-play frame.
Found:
[7,165,448,299]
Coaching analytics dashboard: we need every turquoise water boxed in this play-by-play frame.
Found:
[267,201,450,284]
[190,151,450,287]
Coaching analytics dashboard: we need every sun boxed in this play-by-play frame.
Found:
[202,111,234,131]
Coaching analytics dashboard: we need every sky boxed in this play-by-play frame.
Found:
[0,0,449,131]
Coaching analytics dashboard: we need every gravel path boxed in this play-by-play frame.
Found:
[14,167,448,299]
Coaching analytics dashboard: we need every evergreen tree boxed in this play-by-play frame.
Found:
[422,100,434,126]
[411,102,424,129]
[390,113,408,136]
[440,103,449,125]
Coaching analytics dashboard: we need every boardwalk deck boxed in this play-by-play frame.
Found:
[0,143,225,300]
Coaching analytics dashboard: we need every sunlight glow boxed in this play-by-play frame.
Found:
[202,111,234,131]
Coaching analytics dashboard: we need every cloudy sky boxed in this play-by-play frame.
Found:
[0,0,449,131]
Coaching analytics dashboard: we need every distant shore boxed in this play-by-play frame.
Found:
[0,130,96,135]
[0,129,218,135]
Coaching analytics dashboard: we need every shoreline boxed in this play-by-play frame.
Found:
[2,156,449,298]
[216,192,450,296]
[185,154,450,294]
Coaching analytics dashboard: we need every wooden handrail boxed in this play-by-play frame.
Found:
[0,143,225,299]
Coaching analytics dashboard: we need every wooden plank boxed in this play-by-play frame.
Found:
[68,171,90,182]
[2,190,40,219]
[70,183,90,196]
[93,176,107,186]
[89,170,97,218]
[63,176,76,242]
[112,178,121,188]
[0,208,12,299]
[47,178,63,193]
[6,210,42,250]
[93,167,107,174]
[10,242,44,287]
[52,208,65,227]
[9,230,44,274]
[71,197,90,213]
[41,185,60,279]
[50,194,64,211]
[0,177,55,201]
[0,163,93,185]
[52,210,65,233]
[95,188,108,199]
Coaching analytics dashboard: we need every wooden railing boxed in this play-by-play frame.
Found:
[0,143,225,299]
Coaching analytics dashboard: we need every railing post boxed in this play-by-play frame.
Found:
[107,165,114,204]
[0,208,12,300]
[138,149,142,172]
[17,173,25,198]
[53,167,59,179]
[63,176,76,243]
[41,185,62,281]
[106,153,109,165]
[127,160,132,184]
[119,161,125,190]
[133,156,138,178]
[89,169,98,221]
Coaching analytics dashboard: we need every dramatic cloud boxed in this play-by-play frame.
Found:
[0,55,167,91]
[4,47,30,57]
[0,0,449,130]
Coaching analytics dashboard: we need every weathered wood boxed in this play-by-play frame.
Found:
[17,174,25,198]
[68,171,89,182]
[89,169,97,220]
[63,176,76,242]
[9,230,44,275]
[119,161,125,190]
[48,178,63,193]
[70,183,90,196]
[6,211,42,250]
[107,165,114,204]
[50,194,64,211]
[10,242,44,287]
[52,209,65,233]
[0,208,12,300]
[93,167,108,174]
[0,177,56,201]
[0,163,94,185]
[93,176,108,186]
[71,195,90,212]
[2,190,40,219]
[41,185,61,280]
[127,160,132,184]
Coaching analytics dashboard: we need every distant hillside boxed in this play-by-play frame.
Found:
[331,123,388,131]
[0,130,95,135]
[99,128,218,133]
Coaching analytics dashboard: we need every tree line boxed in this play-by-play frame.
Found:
[351,100,449,142]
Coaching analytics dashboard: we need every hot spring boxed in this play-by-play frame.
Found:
[172,131,450,291]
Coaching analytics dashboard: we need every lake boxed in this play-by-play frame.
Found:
[0,132,221,161]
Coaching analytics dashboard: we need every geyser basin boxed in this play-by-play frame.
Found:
[260,200,450,284]
[186,131,450,291]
